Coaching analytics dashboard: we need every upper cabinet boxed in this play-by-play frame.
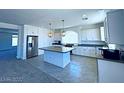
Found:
[106,10,124,44]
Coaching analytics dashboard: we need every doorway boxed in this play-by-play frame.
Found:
[0,28,18,60]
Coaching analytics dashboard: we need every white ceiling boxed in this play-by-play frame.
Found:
[0,9,110,29]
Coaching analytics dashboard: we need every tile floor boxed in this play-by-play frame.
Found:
[28,55,98,83]
[0,49,98,83]
[0,49,61,83]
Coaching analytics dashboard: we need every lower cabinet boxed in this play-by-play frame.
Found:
[72,46,97,57]
[98,59,124,83]
[72,46,85,55]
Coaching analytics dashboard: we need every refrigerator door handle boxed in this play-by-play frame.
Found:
[32,39,34,48]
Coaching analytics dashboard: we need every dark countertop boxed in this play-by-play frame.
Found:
[39,46,74,53]
[97,57,124,64]
[51,41,107,48]
[78,44,106,47]
[78,41,107,47]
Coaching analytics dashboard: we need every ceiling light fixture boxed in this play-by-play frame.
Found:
[82,14,88,20]
[48,23,53,38]
[61,20,65,37]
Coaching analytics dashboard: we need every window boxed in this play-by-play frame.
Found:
[100,27,105,41]
[12,35,18,46]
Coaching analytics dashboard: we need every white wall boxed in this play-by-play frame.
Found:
[17,26,24,59]
[0,22,19,30]
[38,27,54,55]
[18,25,53,59]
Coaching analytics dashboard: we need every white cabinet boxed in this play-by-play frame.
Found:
[98,59,124,83]
[80,28,101,41]
[72,47,81,55]
[72,47,96,57]
[107,10,124,44]
[72,47,86,56]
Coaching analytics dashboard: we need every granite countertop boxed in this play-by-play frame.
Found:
[78,41,107,47]
[39,46,74,53]
[78,44,106,47]
[97,57,124,64]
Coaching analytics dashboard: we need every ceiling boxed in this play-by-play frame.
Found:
[0,9,110,29]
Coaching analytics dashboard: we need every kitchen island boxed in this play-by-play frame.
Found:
[39,46,74,68]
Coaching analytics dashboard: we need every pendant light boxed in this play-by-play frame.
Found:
[61,20,65,37]
[48,23,53,38]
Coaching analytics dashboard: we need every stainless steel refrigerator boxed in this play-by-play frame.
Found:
[27,35,38,59]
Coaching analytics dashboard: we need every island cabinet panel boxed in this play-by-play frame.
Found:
[98,59,124,83]
[44,50,70,68]
[107,10,124,44]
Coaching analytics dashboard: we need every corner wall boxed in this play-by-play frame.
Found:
[19,25,53,60]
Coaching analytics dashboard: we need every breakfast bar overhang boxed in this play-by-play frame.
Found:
[39,46,74,68]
